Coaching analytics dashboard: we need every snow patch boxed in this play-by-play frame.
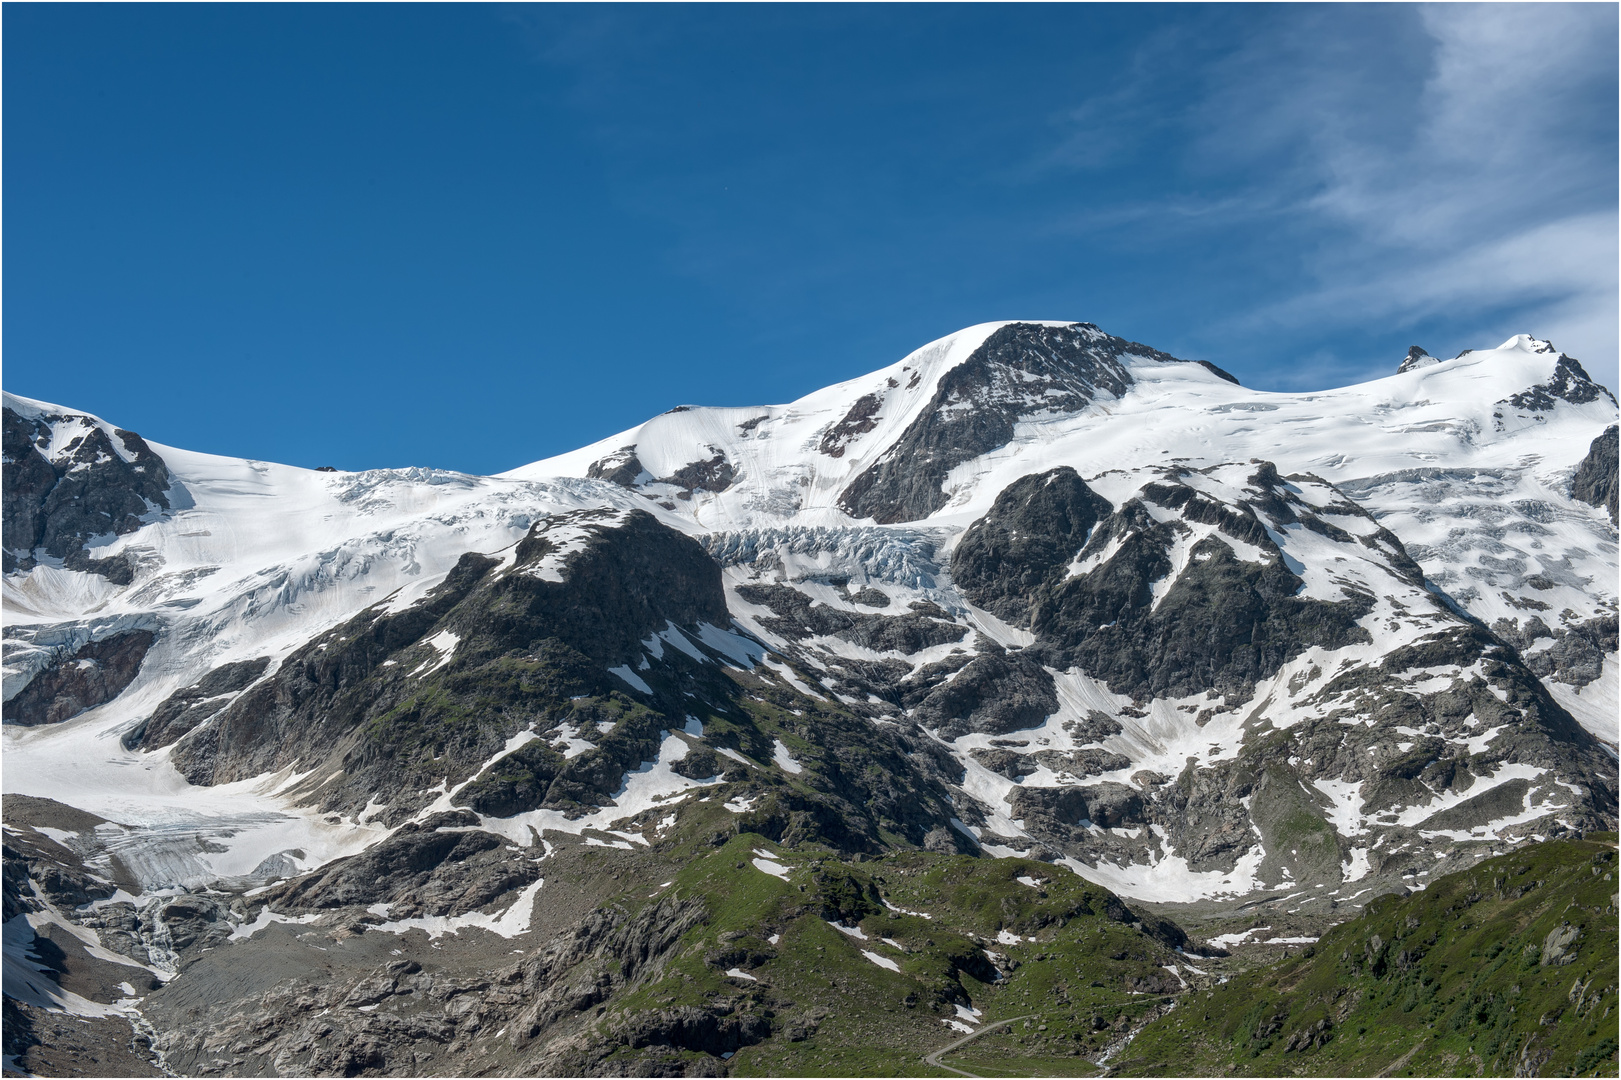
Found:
[861,949,900,972]
[771,739,804,774]
[418,629,460,675]
[370,878,545,939]
[752,858,790,879]
[608,665,652,694]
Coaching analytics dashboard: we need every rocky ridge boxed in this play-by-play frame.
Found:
[2,400,178,583]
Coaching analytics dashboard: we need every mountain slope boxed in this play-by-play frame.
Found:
[3,319,1616,1077]
[512,326,1617,741]
[1116,834,1619,1078]
[5,325,1614,904]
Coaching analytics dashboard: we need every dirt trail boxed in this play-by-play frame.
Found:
[922,1013,1038,1077]
[1377,1038,1428,1077]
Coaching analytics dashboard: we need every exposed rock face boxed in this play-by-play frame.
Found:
[1,795,172,1071]
[1007,781,1147,832]
[1016,464,1399,703]
[124,656,271,749]
[586,445,738,499]
[820,393,883,458]
[455,738,569,817]
[951,467,1112,624]
[1396,346,1439,374]
[2,405,176,582]
[659,451,737,498]
[839,323,1196,525]
[267,813,542,920]
[1571,424,1618,523]
[733,583,967,654]
[3,629,156,726]
[909,646,1059,739]
[586,447,646,488]
[1493,613,1617,689]
[3,999,164,1078]
[154,548,505,788]
[163,508,733,813]
[2,797,118,920]
[499,509,732,664]
[1500,352,1616,415]
[1148,620,1613,887]
[507,895,720,1064]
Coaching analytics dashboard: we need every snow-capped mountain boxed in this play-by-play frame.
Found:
[513,323,1617,739]
[3,321,1616,1073]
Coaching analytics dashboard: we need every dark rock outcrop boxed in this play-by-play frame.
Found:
[511,896,710,1050]
[151,895,233,953]
[1006,785,1089,826]
[1017,465,1393,703]
[1396,346,1438,374]
[266,814,541,920]
[1570,424,1618,523]
[586,448,646,488]
[124,657,271,749]
[4,630,156,726]
[154,548,505,784]
[734,583,967,655]
[610,1005,771,1059]
[820,393,883,458]
[909,646,1059,739]
[1500,353,1616,415]
[587,444,738,498]
[839,323,1192,524]
[496,510,731,666]
[2,405,177,582]
[659,452,736,498]
[453,738,568,817]
[2,798,118,920]
[951,466,1112,624]
[1493,613,1616,689]
[161,509,739,823]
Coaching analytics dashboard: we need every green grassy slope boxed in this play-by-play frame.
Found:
[511,659,1208,1077]
[571,824,1192,1077]
[1117,835,1619,1078]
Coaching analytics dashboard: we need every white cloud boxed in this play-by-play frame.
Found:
[1054,4,1619,389]
[1258,5,1615,384]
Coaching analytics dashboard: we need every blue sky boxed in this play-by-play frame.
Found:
[6,4,1616,474]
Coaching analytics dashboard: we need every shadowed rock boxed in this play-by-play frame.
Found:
[2,405,178,582]
[1571,424,1618,523]
[4,630,156,726]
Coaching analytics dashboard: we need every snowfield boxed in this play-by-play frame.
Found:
[3,324,1615,910]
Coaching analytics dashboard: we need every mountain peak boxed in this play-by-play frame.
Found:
[1498,333,1559,355]
[1495,344,1617,416]
[1396,345,1439,374]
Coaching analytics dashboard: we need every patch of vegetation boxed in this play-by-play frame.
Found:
[1117,834,1620,1077]
[563,819,1615,1077]
[559,823,1193,1077]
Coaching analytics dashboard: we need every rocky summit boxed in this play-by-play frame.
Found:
[3,322,1616,1078]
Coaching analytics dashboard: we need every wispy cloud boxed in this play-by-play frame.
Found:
[504,6,1614,393]
[1050,4,1618,387]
